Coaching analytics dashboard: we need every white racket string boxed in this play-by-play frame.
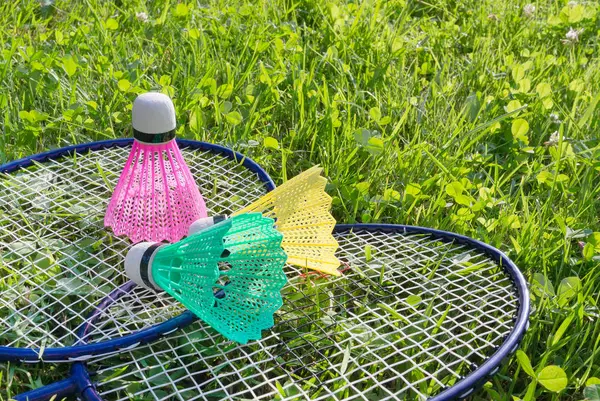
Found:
[0,145,268,353]
[85,228,519,401]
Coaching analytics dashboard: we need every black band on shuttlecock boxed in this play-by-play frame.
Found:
[213,215,228,224]
[140,243,162,291]
[133,128,176,144]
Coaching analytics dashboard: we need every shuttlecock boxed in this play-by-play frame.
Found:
[125,213,288,344]
[105,92,207,243]
[189,166,341,276]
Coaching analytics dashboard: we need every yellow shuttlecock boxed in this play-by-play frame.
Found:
[234,166,341,276]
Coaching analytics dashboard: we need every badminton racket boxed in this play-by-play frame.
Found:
[14,224,529,401]
[0,138,274,363]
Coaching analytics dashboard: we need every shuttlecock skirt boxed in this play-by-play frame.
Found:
[105,139,207,243]
[233,166,341,276]
[151,213,288,343]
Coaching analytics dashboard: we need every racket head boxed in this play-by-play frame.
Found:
[18,224,528,401]
[0,139,274,362]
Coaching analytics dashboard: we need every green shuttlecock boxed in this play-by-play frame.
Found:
[124,213,288,344]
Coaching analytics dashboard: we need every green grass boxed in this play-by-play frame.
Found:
[0,0,599,400]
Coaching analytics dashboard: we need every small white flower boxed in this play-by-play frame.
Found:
[562,27,583,44]
[566,27,582,41]
[136,12,149,23]
[549,113,562,123]
[523,4,536,17]
[568,1,577,6]
[544,131,560,146]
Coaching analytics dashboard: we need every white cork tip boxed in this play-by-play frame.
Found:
[124,242,161,290]
[132,92,176,134]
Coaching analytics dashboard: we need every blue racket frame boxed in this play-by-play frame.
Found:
[0,139,275,362]
[14,223,529,401]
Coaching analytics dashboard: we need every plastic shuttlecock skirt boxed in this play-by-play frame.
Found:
[105,139,207,243]
[233,166,341,276]
[151,213,287,343]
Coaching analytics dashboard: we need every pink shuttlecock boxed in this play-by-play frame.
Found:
[104,92,207,243]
